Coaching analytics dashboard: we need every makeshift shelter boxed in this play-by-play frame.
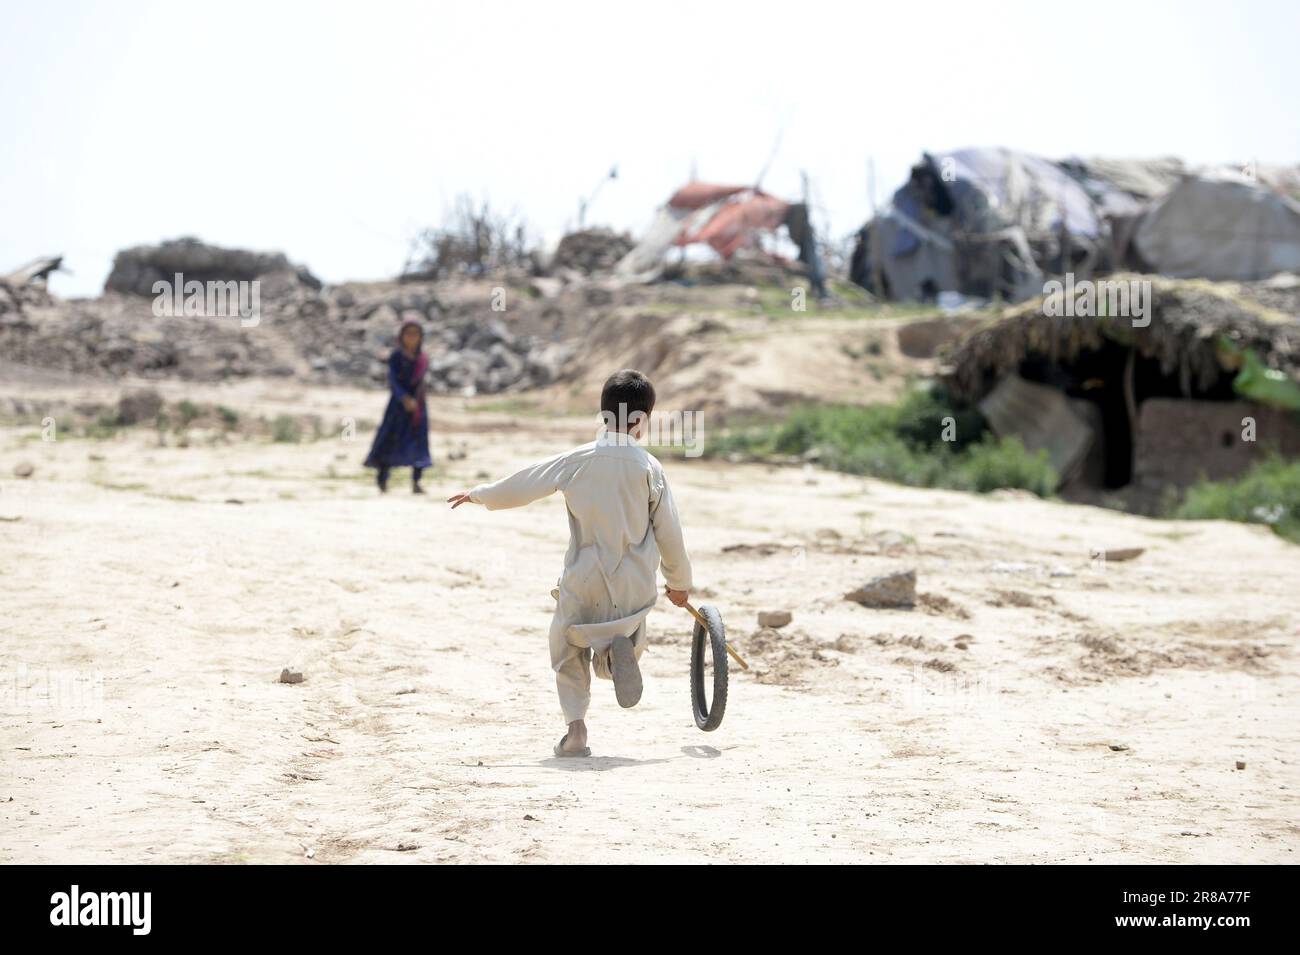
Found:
[942,277,1300,504]
[850,148,1109,304]
[1130,173,1300,281]
[616,182,825,295]
[853,150,1300,303]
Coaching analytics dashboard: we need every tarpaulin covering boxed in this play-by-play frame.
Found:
[617,181,819,289]
[1133,174,1300,281]
[678,192,790,259]
[668,182,751,211]
[853,147,1133,303]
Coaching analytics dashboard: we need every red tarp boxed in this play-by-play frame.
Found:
[674,188,790,259]
[667,182,751,211]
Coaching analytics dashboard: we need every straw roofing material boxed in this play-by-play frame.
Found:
[942,276,1300,403]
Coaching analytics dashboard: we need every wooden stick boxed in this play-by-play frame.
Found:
[672,591,751,671]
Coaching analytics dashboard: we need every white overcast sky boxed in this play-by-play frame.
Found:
[2,0,1297,296]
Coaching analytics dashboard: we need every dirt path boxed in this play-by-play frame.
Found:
[2,388,1297,863]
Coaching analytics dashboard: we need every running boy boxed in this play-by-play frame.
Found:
[447,369,692,757]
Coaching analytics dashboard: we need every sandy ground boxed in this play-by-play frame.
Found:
[2,379,1298,864]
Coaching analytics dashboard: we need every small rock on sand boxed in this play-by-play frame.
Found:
[1236,761,1246,770]
[279,668,304,684]
[844,569,916,609]
[757,610,792,629]
[13,462,35,478]
[1100,547,1145,562]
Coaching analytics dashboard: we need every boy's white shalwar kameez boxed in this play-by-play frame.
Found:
[469,431,692,722]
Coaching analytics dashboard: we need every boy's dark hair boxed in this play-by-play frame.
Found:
[601,369,656,423]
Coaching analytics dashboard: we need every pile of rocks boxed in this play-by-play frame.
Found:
[550,228,635,274]
[424,318,573,395]
[1,239,597,395]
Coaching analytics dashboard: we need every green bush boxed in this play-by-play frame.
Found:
[271,414,302,443]
[1173,457,1300,543]
[961,435,1056,495]
[710,386,1056,496]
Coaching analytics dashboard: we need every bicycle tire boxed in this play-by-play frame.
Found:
[690,604,728,731]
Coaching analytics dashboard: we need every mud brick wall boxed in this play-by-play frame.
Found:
[1134,398,1300,485]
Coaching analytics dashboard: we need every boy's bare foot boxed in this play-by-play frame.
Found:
[610,636,642,708]
[555,719,590,757]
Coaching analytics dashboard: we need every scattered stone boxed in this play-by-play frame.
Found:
[279,668,304,684]
[757,610,792,629]
[1108,743,1129,752]
[550,228,634,274]
[12,462,34,478]
[919,592,971,619]
[529,277,563,299]
[844,569,917,609]
[1099,547,1145,562]
[1236,760,1246,770]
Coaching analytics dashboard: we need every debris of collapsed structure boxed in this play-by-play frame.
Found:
[549,228,635,275]
[0,239,571,393]
[616,181,826,297]
[105,237,321,297]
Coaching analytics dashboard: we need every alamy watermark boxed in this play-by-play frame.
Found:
[1042,273,1150,328]
[50,885,151,935]
[599,404,704,458]
[3,664,104,711]
[152,274,260,327]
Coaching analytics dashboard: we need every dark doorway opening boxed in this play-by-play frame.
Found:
[1016,343,1239,490]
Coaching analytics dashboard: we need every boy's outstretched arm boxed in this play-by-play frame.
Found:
[650,470,693,602]
[447,451,569,511]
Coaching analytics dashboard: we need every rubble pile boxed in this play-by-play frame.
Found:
[425,318,573,395]
[0,239,583,395]
[105,237,321,296]
[550,228,634,274]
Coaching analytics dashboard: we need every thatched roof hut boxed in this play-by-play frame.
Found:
[944,276,1300,404]
[940,275,1300,501]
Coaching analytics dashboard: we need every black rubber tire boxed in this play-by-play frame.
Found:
[690,604,728,731]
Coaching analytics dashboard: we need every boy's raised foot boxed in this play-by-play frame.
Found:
[610,635,642,708]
